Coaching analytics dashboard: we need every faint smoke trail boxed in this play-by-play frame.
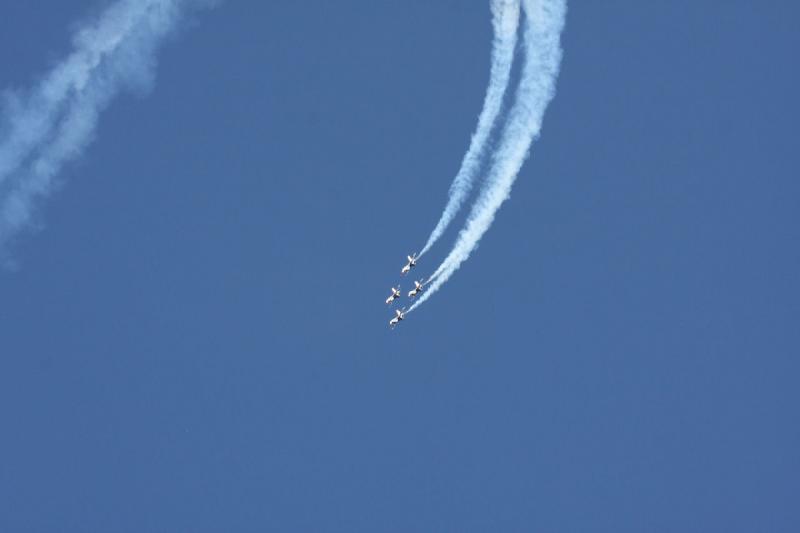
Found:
[410,0,566,312]
[417,0,520,258]
[0,0,208,258]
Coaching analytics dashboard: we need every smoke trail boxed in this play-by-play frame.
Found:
[0,0,210,259]
[410,0,566,312]
[417,0,520,258]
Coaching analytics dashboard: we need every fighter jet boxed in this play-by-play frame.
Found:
[400,253,417,275]
[389,308,405,328]
[408,279,426,299]
[385,286,401,305]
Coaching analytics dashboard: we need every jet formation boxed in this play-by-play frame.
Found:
[385,253,426,328]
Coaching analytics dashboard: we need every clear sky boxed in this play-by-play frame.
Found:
[1,1,798,531]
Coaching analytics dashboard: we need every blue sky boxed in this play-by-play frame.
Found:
[1,1,798,531]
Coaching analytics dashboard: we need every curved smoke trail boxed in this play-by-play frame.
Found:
[410,0,566,312]
[417,0,520,258]
[0,0,211,259]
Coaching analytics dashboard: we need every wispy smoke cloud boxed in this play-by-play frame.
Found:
[417,0,520,258]
[410,0,566,312]
[0,0,207,260]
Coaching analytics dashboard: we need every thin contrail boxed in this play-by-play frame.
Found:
[417,0,520,258]
[0,0,209,259]
[410,0,566,312]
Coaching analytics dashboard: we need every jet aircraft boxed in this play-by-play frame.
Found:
[400,253,417,275]
[385,286,401,305]
[389,308,405,328]
[408,279,426,298]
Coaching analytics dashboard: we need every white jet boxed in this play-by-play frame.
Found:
[389,308,405,329]
[400,253,417,275]
[408,279,426,299]
[385,286,401,305]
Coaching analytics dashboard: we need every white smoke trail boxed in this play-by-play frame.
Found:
[0,0,210,258]
[417,0,520,258]
[410,0,566,312]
